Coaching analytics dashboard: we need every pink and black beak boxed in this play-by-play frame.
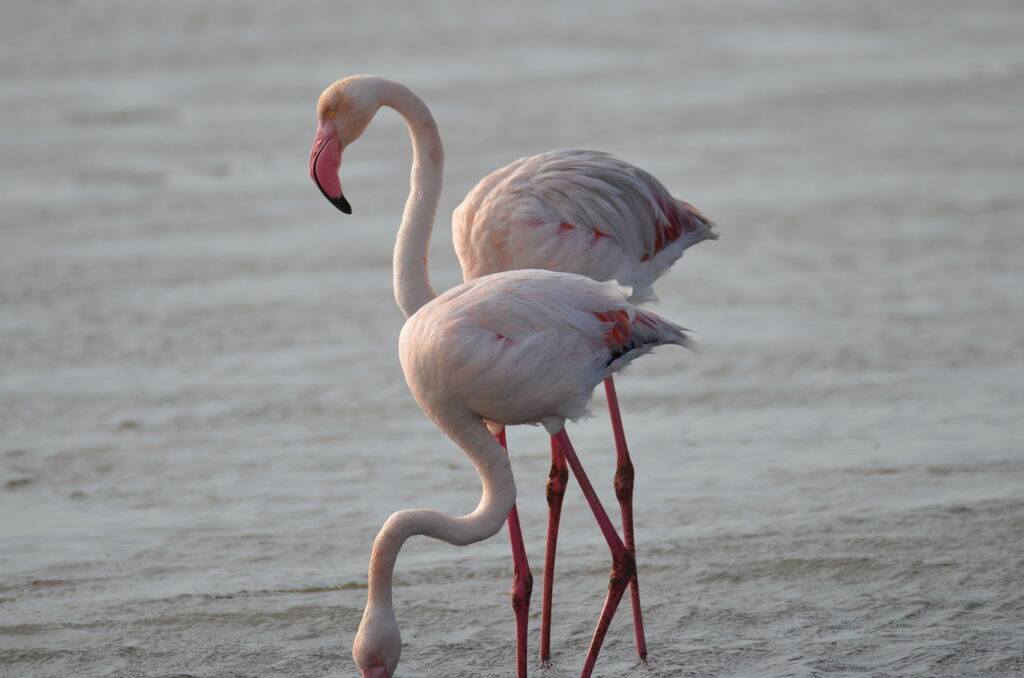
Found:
[309,118,352,214]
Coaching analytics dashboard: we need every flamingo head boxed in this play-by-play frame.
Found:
[352,600,401,678]
[310,76,383,215]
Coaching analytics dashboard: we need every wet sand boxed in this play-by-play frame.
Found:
[2,1,1023,676]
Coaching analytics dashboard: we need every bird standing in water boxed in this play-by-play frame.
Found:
[309,75,707,677]
[355,269,693,678]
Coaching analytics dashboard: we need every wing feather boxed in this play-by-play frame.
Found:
[453,150,716,301]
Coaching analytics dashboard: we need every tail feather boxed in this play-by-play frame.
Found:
[680,201,719,237]
[602,308,694,371]
[632,309,694,351]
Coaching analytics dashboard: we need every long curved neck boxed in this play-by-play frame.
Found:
[377,80,444,318]
[363,413,515,610]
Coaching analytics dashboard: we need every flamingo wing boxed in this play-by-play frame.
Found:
[400,270,692,430]
[453,150,717,301]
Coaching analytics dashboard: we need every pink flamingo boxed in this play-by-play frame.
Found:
[452,149,716,663]
[309,75,707,676]
[352,269,693,678]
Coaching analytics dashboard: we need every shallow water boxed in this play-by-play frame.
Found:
[2,1,1023,676]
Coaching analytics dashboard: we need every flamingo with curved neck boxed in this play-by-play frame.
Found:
[352,268,693,678]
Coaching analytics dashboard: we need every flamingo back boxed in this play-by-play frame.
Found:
[399,269,692,434]
[453,150,717,302]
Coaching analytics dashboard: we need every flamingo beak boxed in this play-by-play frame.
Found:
[309,118,352,214]
[360,666,391,678]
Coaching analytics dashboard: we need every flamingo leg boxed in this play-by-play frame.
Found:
[495,429,533,678]
[603,376,648,661]
[540,435,570,664]
[552,428,635,678]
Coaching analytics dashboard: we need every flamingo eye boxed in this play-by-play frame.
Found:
[327,109,336,119]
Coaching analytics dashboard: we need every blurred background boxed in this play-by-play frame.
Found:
[2,1,1022,676]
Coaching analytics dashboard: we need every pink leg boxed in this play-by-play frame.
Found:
[604,377,648,661]
[540,436,569,664]
[552,429,635,678]
[495,429,533,678]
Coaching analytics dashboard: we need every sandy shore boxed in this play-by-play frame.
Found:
[2,1,1022,676]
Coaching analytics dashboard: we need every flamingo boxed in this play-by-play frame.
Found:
[352,269,693,678]
[309,75,705,676]
[452,150,717,662]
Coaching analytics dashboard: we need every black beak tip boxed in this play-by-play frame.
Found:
[330,195,352,214]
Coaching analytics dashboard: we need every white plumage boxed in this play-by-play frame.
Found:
[400,269,692,434]
[454,149,717,302]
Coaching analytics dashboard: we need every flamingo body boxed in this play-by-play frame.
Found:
[400,269,692,433]
[454,149,717,302]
